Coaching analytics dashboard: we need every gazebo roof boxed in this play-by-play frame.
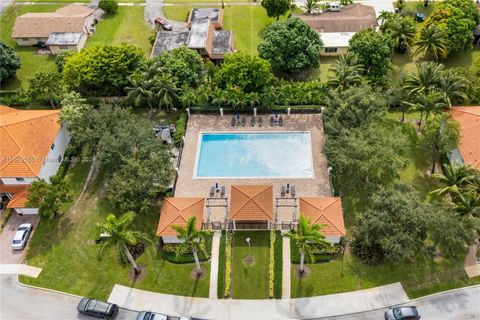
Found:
[299,197,346,237]
[229,185,273,221]
[156,197,205,237]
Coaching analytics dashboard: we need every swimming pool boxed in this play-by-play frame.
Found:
[194,132,313,178]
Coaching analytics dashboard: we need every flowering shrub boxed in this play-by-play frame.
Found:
[224,232,233,298]
[269,228,275,298]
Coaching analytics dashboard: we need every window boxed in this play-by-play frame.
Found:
[16,178,25,182]
[58,155,62,163]
[21,38,29,41]
[51,143,55,150]
[59,45,70,50]
[325,47,338,53]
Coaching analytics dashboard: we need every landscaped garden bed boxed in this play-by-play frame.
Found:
[161,234,213,263]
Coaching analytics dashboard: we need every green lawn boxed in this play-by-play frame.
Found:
[85,7,153,54]
[231,231,269,299]
[165,0,251,3]
[0,5,62,90]
[20,162,210,300]
[163,5,284,55]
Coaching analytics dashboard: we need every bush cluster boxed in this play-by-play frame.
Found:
[290,241,338,264]
[161,235,213,263]
[268,228,275,298]
[273,231,283,299]
[99,0,118,15]
[173,112,187,147]
[217,231,226,298]
[224,232,233,298]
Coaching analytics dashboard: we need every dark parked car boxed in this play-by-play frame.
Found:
[77,298,119,319]
[385,306,420,320]
[415,13,425,22]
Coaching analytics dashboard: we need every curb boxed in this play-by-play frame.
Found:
[15,274,84,299]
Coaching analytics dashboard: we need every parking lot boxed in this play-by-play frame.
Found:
[0,213,39,264]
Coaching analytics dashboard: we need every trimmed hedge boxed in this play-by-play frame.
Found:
[224,231,233,298]
[217,231,226,298]
[173,112,187,147]
[268,229,275,298]
[274,231,283,299]
[290,239,339,264]
[162,234,213,263]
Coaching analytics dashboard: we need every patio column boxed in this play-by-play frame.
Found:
[267,220,271,230]
[253,107,257,117]
[275,198,278,223]
[220,108,224,116]
[186,108,191,117]
[232,220,236,230]
[287,107,291,116]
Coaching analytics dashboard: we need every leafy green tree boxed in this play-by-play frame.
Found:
[97,212,150,274]
[420,113,460,173]
[423,0,480,54]
[340,0,353,5]
[261,0,290,20]
[26,175,71,219]
[54,50,75,73]
[107,150,172,214]
[454,190,480,218]
[60,92,95,151]
[152,46,207,88]
[62,44,144,96]
[431,163,477,198]
[413,25,448,60]
[98,0,118,15]
[172,217,212,271]
[381,15,416,52]
[153,74,180,111]
[0,41,21,82]
[286,215,331,273]
[258,17,323,73]
[325,125,407,191]
[303,0,320,14]
[351,183,429,265]
[27,71,64,108]
[327,55,363,90]
[347,28,394,81]
[216,52,274,93]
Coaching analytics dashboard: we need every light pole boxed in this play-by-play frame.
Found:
[246,237,251,259]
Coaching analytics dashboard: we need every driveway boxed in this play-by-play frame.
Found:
[317,286,480,320]
[144,0,188,30]
[0,275,138,320]
[0,214,39,264]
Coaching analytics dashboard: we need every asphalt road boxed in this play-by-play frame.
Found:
[317,286,480,320]
[0,275,139,320]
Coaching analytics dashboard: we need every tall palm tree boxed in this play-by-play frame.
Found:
[97,212,150,275]
[438,70,468,107]
[303,0,320,14]
[153,74,179,112]
[327,56,363,90]
[383,16,417,52]
[454,190,480,218]
[403,61,443,95]
[403,90,447,131]
[431,163,477,197]
[413,25,448,61]
[377,11,395,25]
[286,215,332,273]
[173,217,211,271]
[126,78,155,111]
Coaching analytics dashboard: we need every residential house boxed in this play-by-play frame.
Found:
[151,8,234,62]
[11,4,95,52]
[449,106,480,169]
[294,3,378,56]
[0,106,70,215]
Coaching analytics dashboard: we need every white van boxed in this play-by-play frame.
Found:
[326,2,341,12]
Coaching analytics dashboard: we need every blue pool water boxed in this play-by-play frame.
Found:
[195,132,313,178]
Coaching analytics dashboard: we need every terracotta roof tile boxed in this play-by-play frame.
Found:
[6,186,29,208]
[0,105,61,177]
[156,198,205,237]
[450,106,480,169]
[230,185,273,221]
[299,197,346,237]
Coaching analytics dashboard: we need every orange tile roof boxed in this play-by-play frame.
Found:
[230,185,273,221]
[0,105,61,178]
[156,197,205,237]
[299,197,346,237]
[450,106,480,169]
[6,186,29,208]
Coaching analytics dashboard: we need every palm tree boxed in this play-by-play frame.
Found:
[383,16,417,52]
[286,215,332,274]
[431,163,477,197]
[327,56,363,90]
[413,25,448,61]
[153,74,179,112]
[303,0,320,14]
[377,11,395,25]
[454,190,480,218]
[438,70,468,107]
[97,212,150,275]
[172,216,211,272]
[403,90,447,131]
[403,61,443,95]
[126,78,155,112]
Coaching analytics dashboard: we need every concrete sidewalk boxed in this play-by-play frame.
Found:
[0,264,42,278]
[108,282,409,320]
[208,231,221,299]
[282,236,291,299]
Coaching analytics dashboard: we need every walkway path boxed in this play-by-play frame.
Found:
[0,264,42,278]
[282,236,291,299]
[464,239,480,278]
[208,231,221,299]
[108,282,409,320]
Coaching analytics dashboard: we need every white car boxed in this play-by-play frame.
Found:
[12,223,33,250]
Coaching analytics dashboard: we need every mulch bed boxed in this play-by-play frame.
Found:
[293,265,311,279]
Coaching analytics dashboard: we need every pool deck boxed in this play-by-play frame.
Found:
[174,114,331,223]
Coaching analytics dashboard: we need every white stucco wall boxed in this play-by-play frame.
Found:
[1,178,36,185]
[38,125,70,181]
[325,236,341,244]
[15,208,39,215]
[162,236,182,244]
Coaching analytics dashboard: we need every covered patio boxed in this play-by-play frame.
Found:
[299,197,346,243]
[156,197,205,244]
[229,185,273,230]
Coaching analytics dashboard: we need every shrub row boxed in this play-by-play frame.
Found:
[268,228,275,298]
[173,112,187,147]
[0,208,12,231]
[224,231,233,298]
[274,231,283,299]
[290,241,339,264]
[161,235,213,264]
[217,231,226,299]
